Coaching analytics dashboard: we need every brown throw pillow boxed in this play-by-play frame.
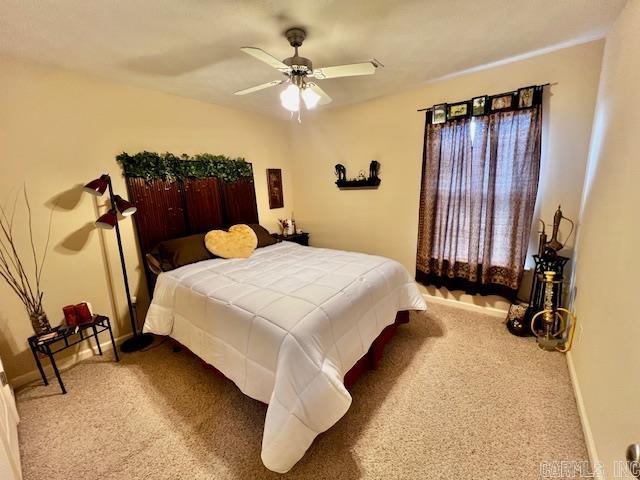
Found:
[247,224,278,248]
[148,233,215,272]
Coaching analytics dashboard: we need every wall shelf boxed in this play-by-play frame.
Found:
[335,161,381,190]
[336,178,381,190]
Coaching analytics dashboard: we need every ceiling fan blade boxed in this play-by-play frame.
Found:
[240,47,290,72]
[307,82,333,105]
[233,80,284,96]
[313,62,376,80]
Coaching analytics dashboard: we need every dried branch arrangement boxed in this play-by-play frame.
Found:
[0,186,53,334]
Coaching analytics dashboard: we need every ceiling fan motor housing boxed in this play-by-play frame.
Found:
[285,27,306,48]
[283,28,312,75]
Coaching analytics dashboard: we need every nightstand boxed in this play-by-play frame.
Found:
[273,232,309,246]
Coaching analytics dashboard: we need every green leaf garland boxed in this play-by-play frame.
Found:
[116,151,253,182]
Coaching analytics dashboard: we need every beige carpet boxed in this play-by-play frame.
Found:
[16,303,587,479]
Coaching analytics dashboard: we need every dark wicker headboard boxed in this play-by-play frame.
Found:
[125,166,259,292]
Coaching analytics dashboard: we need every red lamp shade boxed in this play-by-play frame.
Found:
[83,174,110,196]
[95,209,117,229]
[113,195,137,216]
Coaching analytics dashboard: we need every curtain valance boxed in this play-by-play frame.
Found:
[419,84,545,125]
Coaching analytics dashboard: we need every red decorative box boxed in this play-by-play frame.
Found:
[63,305,78,326]
[62,302,94,327]
[75,302,93,324]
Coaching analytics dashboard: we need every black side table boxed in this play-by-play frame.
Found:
[28,315,119,394]
[273,232,309,246]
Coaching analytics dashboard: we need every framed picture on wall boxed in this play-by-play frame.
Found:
[490,94,514,111]
[267,168,284,209]
[432,104,447,124]
[517,86,535,108]
[447,101,470,120]
[472,96,488,116]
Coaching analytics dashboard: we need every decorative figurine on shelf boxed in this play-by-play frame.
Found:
[542,205,574,257]
[369,160,380,180]
[335,164,347,182]
[530,271,578,352]
[358,171,367,181]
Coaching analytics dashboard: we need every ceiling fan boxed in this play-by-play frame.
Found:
[234,27,381,114]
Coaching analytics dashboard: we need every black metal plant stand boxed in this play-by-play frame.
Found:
[528,255,569,318]
[28,315,119,394]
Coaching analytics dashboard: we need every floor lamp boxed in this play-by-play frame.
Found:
[84,174,154,352]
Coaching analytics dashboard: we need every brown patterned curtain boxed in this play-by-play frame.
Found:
[416,106,542,299]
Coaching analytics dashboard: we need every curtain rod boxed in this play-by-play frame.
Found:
[416,83,553,112]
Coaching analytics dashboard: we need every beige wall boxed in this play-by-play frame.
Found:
[0,55,293,381]
[289,41,604,310]
[0,41,608,384]
[571,1,640,477]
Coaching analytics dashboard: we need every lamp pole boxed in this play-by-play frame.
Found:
[105,176,153,352]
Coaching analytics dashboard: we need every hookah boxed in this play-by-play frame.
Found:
[530,271,578,352]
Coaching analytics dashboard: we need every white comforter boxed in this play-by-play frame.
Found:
[143,241,426,472]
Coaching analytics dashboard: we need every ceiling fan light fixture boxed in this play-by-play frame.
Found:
[301,87,321,109]
[280,84,300,112]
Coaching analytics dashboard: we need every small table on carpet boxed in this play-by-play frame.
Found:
[28,315,119,394]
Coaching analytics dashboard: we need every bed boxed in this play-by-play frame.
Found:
[123,161,426,472]
[143,240,426,472]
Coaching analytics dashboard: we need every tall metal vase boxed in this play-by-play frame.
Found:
[29,310,52,336]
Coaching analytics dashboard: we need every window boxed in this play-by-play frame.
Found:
[416,106,542,298]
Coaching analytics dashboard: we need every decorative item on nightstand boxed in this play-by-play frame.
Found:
[83,173,153,353]
[278,216,297,236]
[277,218,289,235]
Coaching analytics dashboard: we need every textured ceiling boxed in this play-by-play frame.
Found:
[0,0,626,118]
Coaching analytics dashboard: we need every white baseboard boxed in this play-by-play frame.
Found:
[566,351,601,479]
[9,332,132,390]
[422,293,509,318]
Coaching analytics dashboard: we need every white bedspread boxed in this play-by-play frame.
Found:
[143,241,426,472]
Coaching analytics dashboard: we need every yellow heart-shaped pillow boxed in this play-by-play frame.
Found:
[205,224,258,259]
